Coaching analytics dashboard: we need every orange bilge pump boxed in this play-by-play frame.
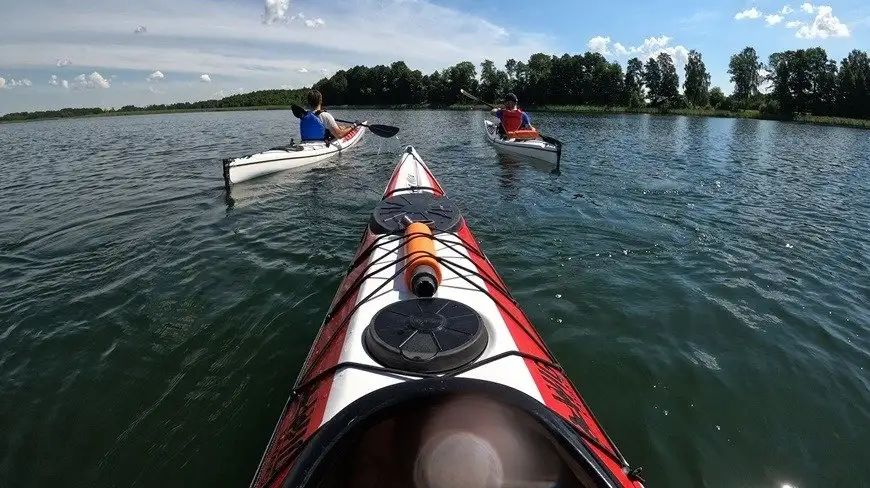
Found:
[402,216,442,297]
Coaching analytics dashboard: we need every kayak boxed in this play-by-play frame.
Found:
[249,145,643,488]
[484,119,561,168]
[222,123,367,186]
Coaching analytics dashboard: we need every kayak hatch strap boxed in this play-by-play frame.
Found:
[381,185,443,200]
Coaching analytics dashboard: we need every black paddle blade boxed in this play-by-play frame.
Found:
[366,124,400,138]
[290,104,307,119]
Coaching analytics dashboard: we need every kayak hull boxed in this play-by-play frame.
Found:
[223,123,367,185]
[484,119,559,165]
[249,146,640,488]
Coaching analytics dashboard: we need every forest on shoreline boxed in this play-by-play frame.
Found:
[3,45,869,128]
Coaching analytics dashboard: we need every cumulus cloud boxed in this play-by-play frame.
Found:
[0,77,5,89]
[766,14,784,25]
[786,20,804,28]
[72,71,111,89]
[134,25,147,34]
[801,2,814,13]
[796,5,850,38]
[735,7,762,20]
[781,5,794,14]
[147,70,165,82]
[297,67,308,73]
[587,36,612,55]
[4,78,33,88]
[56,58,72,67]
[586,35,689,65]
[304,18,325,28]
[263,0,291,24]
[200,74,211,82]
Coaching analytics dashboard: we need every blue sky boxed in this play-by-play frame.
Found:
[1,0,868,114]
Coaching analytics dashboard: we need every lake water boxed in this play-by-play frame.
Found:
[1,109,868,488]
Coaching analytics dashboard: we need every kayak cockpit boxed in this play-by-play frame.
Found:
[279,378,633,488]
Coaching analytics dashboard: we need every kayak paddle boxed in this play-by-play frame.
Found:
[461,89,564,173]
[290,103,400,138]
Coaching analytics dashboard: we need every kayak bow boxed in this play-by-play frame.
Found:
[249,146,642,488]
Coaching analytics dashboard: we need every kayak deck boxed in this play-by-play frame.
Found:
[249,146,640,488]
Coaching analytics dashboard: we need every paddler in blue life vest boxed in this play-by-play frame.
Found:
[300,89,356,142]
[491,92,534,136]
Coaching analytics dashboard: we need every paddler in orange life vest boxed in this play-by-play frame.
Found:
[491,92,534,137]
[300,89,356,142]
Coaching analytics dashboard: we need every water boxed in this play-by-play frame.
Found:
[1,110,868,488]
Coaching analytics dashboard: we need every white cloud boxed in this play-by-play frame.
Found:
[263,0,291,24]
[4,78,33,88]
[0,77,5,89]
[72,71,111,89]
[56,58,72,67]
[320,68,329,74]
[304,18,325,28]
[781,5,794,14]
[147,70,165,82]
[61,80,69,89]
[587,36,612,55]
[801,2,815,13]
[588,35,689,64]
[134,25,147,34]
[297,67,308,73]
[735,7,762,20]
[49,74,59,85]
[786,20,804,28]
[200,74,211,82]
[766,14,784,25]
[796,5,850,38]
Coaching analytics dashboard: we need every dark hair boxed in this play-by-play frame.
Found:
[307,89,323,109]
[503,92,518,102]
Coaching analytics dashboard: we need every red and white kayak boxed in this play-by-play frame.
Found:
[249,145,643,488]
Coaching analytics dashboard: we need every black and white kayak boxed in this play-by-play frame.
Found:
[484,119,562,168]
[248,145,643,488]
[222,123,367,185]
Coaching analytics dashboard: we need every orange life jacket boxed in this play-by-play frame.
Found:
[500,109,524,132]
[506,129,540,140]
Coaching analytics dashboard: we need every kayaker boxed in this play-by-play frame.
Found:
[491,93,534,136]
[300,89,356,142]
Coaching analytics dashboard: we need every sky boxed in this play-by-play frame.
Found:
[1,0,868,114]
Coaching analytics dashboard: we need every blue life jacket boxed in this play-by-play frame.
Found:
[300,110,326,141]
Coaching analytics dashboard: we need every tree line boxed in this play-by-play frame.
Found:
[2,46,868,122]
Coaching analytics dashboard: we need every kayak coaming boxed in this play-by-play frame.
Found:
[223,122,367,186]
[249,146,642,488]
[484,119,559,165]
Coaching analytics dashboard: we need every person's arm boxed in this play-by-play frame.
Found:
[492,108,502,119]
[321,112,354,138]
[522,112,534,129]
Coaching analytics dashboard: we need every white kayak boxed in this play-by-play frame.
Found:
[484,119,561,168]
[248,145,643,488]
[222,123,367,185]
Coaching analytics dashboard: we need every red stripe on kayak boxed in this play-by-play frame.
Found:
[252,230,378,488]
[455,223,638,487]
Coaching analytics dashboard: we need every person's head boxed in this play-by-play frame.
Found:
[306,89,323,110]
[502,93,518,109]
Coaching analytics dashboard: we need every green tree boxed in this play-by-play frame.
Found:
[728,47,762,109]
[658,52,680,105]
[708,86,725,109]
[837,49,870,119]
[643,57,663,106]
[624,57,645,107]
[684,50,711,107]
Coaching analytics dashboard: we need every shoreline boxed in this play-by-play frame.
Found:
[2,104,868,130]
